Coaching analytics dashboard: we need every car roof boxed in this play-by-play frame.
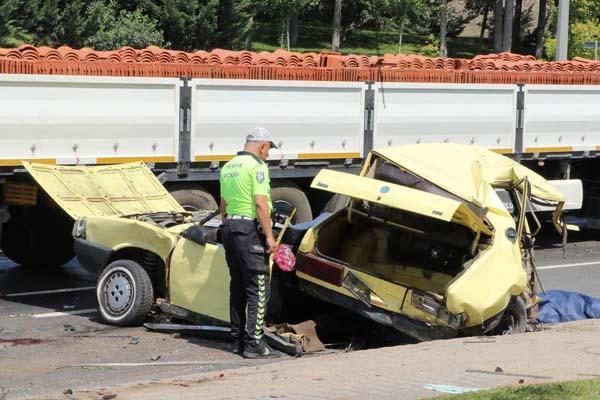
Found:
[374,143,565,208]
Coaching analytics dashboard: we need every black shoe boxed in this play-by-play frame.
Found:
[242,341,280,359]
[232,338,244,355]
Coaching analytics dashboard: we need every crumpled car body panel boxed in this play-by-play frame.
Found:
[296,143,564,340]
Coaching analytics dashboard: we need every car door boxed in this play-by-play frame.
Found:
[167,214,294,324]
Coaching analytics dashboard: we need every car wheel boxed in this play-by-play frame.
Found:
[96,259,154,326]
[271,186,313,223]
[170,188,218,212]
[495,296,527,335]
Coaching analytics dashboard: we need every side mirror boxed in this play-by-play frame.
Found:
[181,224,208,246]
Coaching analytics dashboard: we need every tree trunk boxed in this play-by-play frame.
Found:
[479,0,491,51]
[535,0,547,58]
[290,14,299,47]
[502,0,514,52]
[331,0,342,52]
[245,14,254,51]
[440,0,448,58]
[398,17,405,54]
[494,0,504,52]
[286,17,290,50]
[280,19,286,49]
[512,0,523,47]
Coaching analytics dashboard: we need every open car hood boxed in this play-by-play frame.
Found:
[23,161,184,219]
[311,169,492,235]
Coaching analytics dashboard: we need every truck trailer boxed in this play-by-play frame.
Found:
[0,45,597,267]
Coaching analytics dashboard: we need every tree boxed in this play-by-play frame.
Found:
[244,0,266,50]
[440,0,448,57]
[535,0,547,58]
[493,0,503,52]
[502,0,513,51]
[479,0,491,51]
[85,5,165,50]
[512,0,522,46]
[544,0,600,59]
[0,0,30,47]
[213,0,250,49]
[332,0,342,52]
[265,0,314,50]
[369,0,428,54]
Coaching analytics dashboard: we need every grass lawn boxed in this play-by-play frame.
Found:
[251,21,494,58]
[437,379,600,400]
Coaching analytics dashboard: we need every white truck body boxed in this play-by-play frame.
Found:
[1,74,600,163]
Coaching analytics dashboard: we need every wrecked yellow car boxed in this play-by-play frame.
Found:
[23,161,235,326]
[293,143,566,341]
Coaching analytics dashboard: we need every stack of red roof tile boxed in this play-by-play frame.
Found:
[1,45,600,84]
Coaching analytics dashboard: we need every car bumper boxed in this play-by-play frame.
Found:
[300,280,459,342]
[74,238,113,275]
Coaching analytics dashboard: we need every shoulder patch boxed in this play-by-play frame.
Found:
[256,170,265,183]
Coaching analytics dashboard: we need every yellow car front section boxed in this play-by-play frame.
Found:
[84,216,180,263]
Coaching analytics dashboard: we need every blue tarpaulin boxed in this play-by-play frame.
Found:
[537,290,600,324]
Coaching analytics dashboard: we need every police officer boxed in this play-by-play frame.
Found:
[220,127,279,358]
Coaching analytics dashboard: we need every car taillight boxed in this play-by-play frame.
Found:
[296,252,344,286]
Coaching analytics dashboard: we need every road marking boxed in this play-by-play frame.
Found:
[4,286,95,298]
[538,261,600,270]
[31,309,96,318]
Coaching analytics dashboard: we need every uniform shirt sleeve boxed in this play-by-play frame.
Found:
[252,163,270,196]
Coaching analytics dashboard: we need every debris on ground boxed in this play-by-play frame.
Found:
[129,337,139,345]
[265,320,326,356]
[465,369,551,379]
[63,388,73,395]
[423,384,481,394]
[150,355,161,361]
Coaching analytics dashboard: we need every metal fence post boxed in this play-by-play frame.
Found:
[363,81,375,157]
[515,84,525,155]
[178,77,192,177]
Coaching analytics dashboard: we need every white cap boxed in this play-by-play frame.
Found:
[246,126,278,149]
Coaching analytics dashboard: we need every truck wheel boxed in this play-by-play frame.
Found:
[271,186,313,223]
[170,189,218,212]
[322,194,349,214]
[1,206,74,268]
[494,296,527,335]
[97,259,154,326]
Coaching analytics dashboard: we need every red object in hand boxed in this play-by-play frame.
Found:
[274,244,296,272]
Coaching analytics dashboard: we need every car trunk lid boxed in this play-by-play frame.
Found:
[311,169,492,235]
[23,161,184,219]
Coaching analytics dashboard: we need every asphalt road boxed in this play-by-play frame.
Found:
[1,228,600,399]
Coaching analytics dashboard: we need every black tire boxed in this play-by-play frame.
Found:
[96,259,154,326]
[494,296,527,335]
[322,194,349,214]
[170,189,218,212]
[1,206,74,268]
[271,186,313,223]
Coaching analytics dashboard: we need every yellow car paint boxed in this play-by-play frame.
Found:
[22,161,184,218]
